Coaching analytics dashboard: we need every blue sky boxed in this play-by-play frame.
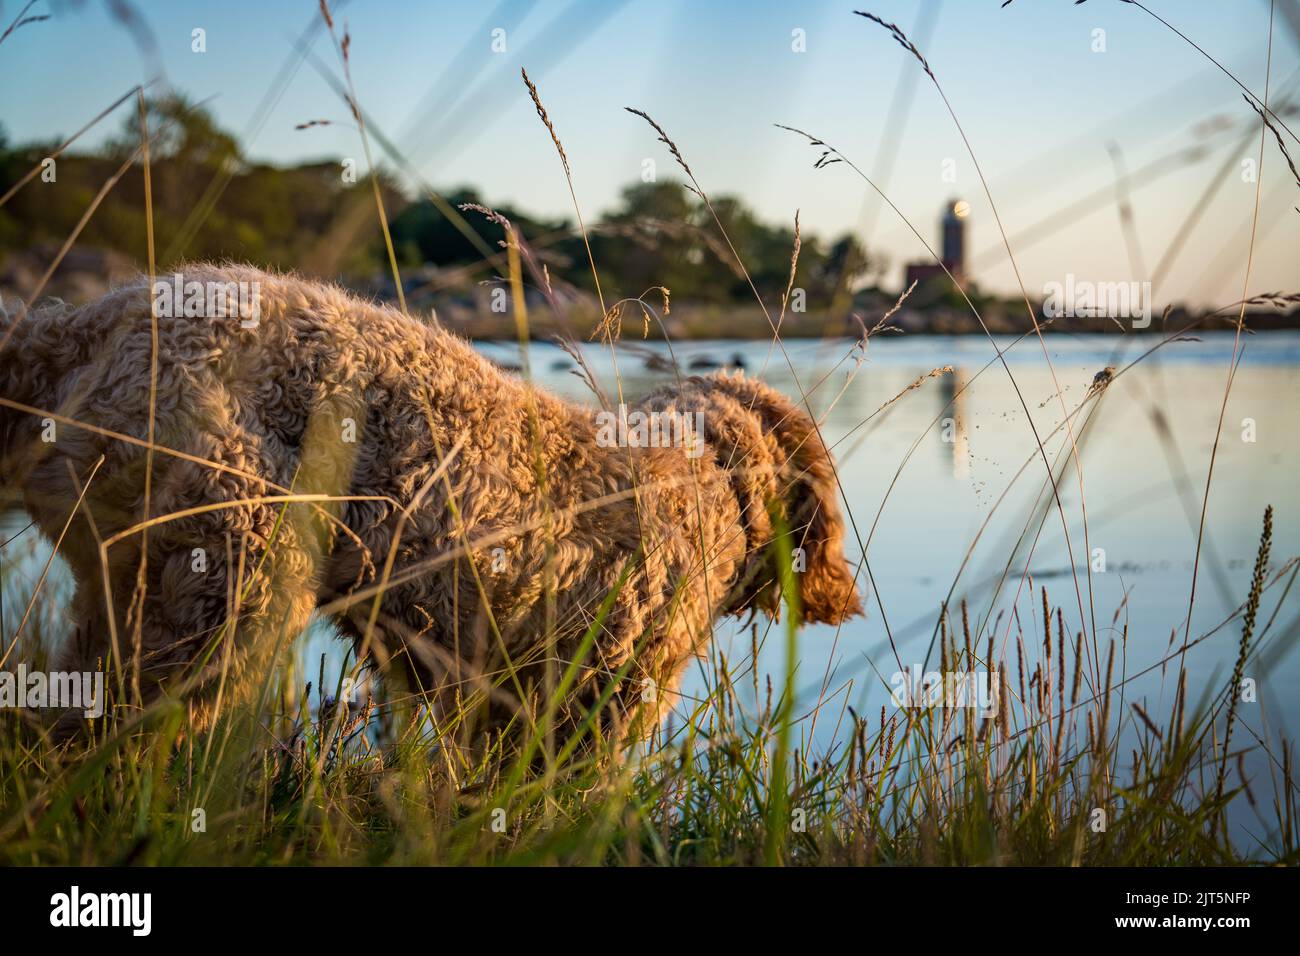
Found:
[2,0,1297,304]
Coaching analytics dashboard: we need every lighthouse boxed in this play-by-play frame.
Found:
[903,198,969,291]
[941,198,968,281]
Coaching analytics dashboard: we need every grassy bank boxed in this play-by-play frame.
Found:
[1,507,1294,866]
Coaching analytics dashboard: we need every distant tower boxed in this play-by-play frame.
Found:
[941,198,968,280]
[903,198,969,293]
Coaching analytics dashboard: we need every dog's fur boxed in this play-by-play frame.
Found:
[0,264,860,743]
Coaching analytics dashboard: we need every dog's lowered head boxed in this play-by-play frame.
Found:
[638,370,863,627]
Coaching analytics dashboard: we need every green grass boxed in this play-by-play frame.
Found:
[1,506,1295,867]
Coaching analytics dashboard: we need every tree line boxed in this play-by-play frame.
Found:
[0,96,879,309]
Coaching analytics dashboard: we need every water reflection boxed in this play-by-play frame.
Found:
[938,367,970,481]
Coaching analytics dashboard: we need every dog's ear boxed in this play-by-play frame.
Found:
[774,401,863,626]
[705,374,863,625]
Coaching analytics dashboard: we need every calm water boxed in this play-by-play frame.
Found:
[477,331,1300,753]
[4,332,1298,758]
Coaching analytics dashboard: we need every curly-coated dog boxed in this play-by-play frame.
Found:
[0,264,860,745]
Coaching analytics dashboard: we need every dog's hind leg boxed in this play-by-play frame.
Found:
[53,575,112,678]
[135,506,319,732]
[47,582,115,740]
[55,530,318,737]
[51,444,322,735]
